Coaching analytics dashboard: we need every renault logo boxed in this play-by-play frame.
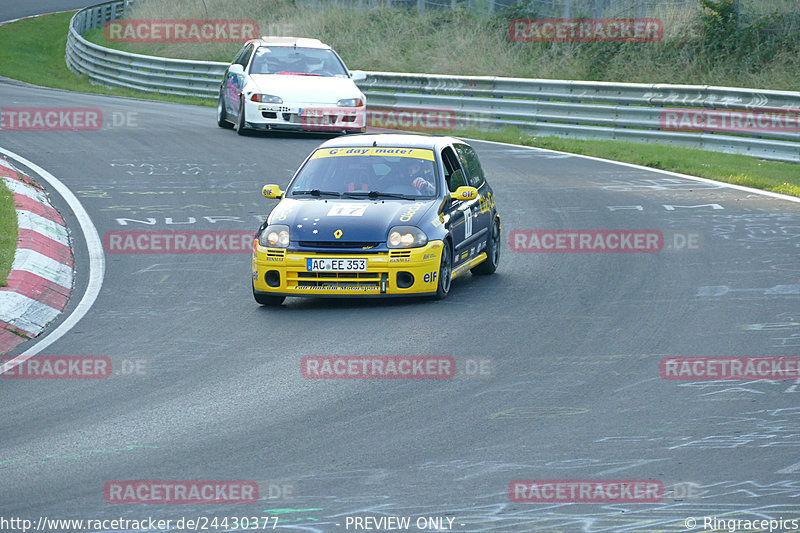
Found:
[334,229,343,239]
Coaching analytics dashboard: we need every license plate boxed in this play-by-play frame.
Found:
[306,258,367,272]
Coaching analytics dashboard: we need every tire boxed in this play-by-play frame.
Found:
[472,215,500,275]
[236,96,249,135]
[434,240,453,300]
[217,93,234,129]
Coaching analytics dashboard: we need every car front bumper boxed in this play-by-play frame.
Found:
[252,240,444,297]
[244,101,365,132]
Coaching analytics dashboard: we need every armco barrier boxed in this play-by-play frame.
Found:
[66,0,226,97]
[65,0,800,162]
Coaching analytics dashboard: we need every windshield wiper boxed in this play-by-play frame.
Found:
[292,189,342,197]
[345,191,419,200]
[276,71,323,76]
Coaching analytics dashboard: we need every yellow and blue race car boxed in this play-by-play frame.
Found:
[252,133,500,305]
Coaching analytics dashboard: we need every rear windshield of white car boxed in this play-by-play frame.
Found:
[288,148,439,199]
[249,46,349,78]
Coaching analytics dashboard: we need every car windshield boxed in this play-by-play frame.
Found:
[288,147,439,199]
[248,46,349,77]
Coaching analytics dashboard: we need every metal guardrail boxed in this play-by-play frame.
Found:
[65,0,800,162]
[66,0,226,98]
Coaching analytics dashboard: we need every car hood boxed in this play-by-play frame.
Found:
[269,198,438,243]
[249,74,362,105]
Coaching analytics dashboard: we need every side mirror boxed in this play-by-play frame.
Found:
[262,184,283,199]
[450,186,478,201]
[229,64,245,76]
[349,70,367,82]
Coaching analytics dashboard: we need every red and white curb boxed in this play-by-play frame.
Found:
[0,157,74,354]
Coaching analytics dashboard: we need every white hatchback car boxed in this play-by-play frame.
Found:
[217,37,366,135]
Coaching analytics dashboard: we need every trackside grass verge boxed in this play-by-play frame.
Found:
[84,0,800,91]
[448,127,800,197]
[0,12,209,107]
[0,12,797,200]
[0,179,17,287]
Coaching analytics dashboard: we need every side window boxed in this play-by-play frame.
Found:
[234,44,254,68]
[441,146,467,193]
[454,143,485,188]
[232,45,247,65]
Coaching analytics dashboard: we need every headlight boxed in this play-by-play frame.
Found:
[251,94,283,103]
[387,226,427,249]
[259,224,290,248]
[337,98,364,107]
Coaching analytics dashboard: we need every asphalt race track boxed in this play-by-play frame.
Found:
[0,1,94,22]
[2,14,800,532]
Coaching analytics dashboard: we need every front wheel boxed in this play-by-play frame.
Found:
[434,241,452,300]
[217,94,233,129]
[236,96,249,135]
[472,215,500,275]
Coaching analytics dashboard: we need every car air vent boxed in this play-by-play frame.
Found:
[295,271,381,289]
[297,272,380,279]
[299,241,382,249]
[389,250,412,258]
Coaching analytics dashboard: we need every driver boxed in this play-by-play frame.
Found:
[408,159,435,195]
[280,53,308,74]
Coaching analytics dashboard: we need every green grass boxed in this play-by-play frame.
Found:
[81,0,800,91]
[0,179,18,287]
[447,127,800,197]
[0,12,210,107]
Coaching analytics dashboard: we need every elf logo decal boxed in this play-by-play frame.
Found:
[399,202,425,222]
[424,271,438,283]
